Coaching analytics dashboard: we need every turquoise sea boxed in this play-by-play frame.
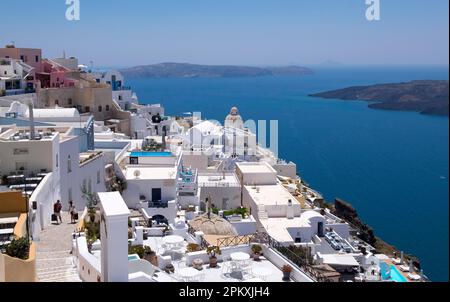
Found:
[128,66,449,281]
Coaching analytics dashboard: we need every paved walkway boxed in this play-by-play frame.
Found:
[35,212,81,282]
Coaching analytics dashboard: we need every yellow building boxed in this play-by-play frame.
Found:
[0,191,37,282]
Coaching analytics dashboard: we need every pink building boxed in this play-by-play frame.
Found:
[37,60,78,89]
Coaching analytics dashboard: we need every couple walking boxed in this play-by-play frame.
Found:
[53,200,78,224]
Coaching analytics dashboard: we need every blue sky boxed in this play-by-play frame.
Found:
[1,0,448,67]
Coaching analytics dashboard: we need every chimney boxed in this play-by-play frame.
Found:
[287,199,294,219]
[162,125,167,151]
[28,102,36,140]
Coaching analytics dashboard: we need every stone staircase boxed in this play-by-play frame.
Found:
[36,250,81,282]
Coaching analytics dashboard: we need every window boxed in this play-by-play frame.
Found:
[97,171,101,184]
[56,153,59,168]
[105,105,110,111]
[68,98,72,105]
[15,162,27,172]
[55,99,59,106]
[20,55,24,61]
[85,106,90,113]
[67,155,72,173]
[98,106,102,112]
[118,95,122,101]
[35,55,39,63]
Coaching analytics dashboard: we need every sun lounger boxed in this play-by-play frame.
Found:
[392,258,402,265]
[408,273,421,281]
[399,265,410,272]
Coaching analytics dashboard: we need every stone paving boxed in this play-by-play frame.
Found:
[35,212,81,282]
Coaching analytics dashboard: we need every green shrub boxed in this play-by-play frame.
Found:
[85,221,100,242]
[129,245,145,258]
[5,237,30,260]
[186,243,201,253]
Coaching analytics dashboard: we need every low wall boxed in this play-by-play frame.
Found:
[2,242,37,282]
[261,245,314,282]
[13,213,28,238]
[75,237,102,282]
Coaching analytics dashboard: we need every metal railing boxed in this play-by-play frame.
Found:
[216,234,256,248]
[251,232,334,282]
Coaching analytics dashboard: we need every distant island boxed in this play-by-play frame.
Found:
[120,62,314,79]
[310,80,449,116]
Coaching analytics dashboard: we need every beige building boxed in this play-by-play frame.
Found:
[36,73,131,136]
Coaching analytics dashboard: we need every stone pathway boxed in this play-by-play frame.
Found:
[35,212,81,282]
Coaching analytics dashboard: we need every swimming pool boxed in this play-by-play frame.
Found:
[128,254,140,261]
[382,264,408,282]
[130,151,172,157]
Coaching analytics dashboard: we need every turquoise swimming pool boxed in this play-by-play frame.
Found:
[382,264,408,282]
[130,151,172,157]
[128,254,140,261]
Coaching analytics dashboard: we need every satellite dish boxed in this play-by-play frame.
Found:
[134,170,141,178]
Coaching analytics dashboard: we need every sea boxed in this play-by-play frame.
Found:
[127,66,449,281]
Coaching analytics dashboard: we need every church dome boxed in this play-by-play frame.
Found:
[225,106,244,129]
[188,213,237,236]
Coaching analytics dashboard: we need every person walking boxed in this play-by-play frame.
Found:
[69,201,77,224]
[53,200,63,224]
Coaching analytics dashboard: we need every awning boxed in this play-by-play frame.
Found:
[320,254,360,267]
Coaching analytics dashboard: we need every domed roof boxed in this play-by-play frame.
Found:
[188,213,237,236]
[230,107,239,116]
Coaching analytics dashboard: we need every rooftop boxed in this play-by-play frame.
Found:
[244,183,298,207]
[124,166,177,180]
[236,162,277,174]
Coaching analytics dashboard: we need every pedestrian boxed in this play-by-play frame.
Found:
[53,200,63,224]
[69,201,77,224]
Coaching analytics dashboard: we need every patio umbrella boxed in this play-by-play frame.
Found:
[400,251,404,264]
[420,269,424,279]
[409,260,414,273]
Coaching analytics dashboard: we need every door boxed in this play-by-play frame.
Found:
[152,188,162,202]
[318,222,324,237]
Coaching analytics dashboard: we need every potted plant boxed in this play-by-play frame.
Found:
[207,246,221,268]
[143,246,158,267]
[251,244,263,261]
[282,265,293,281]
[88,207,97,223]
[87,235,97,253]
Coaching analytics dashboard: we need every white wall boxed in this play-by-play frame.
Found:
[59,136,106,211]
[123,179,176,209]
[75,236,102,282]
[0,134,59,176]
[199,186,241,210]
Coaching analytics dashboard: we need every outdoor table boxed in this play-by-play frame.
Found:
[178,267,201,282]
[162,235,184,249]
[230,252,251,273]
[230,252,250,262]
[252,267,272,281]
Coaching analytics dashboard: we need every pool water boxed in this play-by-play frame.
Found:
[128,254,140,261]
[382,264,408,282]
[130,151,172,157]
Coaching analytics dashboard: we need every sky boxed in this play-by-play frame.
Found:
[1,0,448,67]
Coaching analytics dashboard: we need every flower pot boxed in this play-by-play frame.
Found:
[209,256,218,268]
[253,253,261,261]
[144,252,158,267]
[282,272,291,281]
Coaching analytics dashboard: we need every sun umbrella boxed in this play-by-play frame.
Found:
[400,251,404,264]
